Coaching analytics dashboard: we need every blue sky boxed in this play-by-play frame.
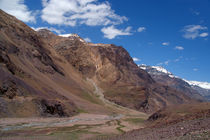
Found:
[0,0,210,82]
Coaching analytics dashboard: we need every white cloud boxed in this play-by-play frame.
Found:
[164,60,170,65]
[137,27,146,32]
[148,42,153,45]
[41,0,127,26]
[0,0,35,22]
[174,56,183,62]
[133,57,141,62]
[174,58,179,62]
[193,11,200,16]
[190,9,200,16]
[101,25,132,39]
[162,42,170,46]
[193,68,198,71]
[200,32,208,37]
[42,0,48,7]
[31,27,63,34]
[158,56,183,66]
[175,46,184,50]
[182,25,208,39]
[84,37,91,42]
[157,62,163,66]
[157,60,170,66]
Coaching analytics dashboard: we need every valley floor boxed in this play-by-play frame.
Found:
[0,113,148,140]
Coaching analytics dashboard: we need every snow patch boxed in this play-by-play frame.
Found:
[139,65,177,78]
[151,66,171,74]
[151,66,176,78]
[59,34,85,43]
[59,34,79,38]
[87,43,111,47]
[138,64,146,70]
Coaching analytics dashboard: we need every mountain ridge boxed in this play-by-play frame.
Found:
[0,9,201,118]
[139,64,209,101]
[184,80,210,90]
[37,28,201,113]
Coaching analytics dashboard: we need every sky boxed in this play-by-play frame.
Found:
[0,0,210,82]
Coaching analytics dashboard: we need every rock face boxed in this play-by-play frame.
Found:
[0,10,199,117]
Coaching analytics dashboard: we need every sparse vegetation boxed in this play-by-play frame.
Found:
[116,120,125,133]
[79,92,102,105]
[77,108,88,113]
[124,117,145,124]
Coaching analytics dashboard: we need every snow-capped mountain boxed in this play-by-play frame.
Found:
[59,33,86,43]
[139,64,210,101]
[139,65,176,78]
[184,80,210,100]
[139,64,210,90]
[59,33,80,38]
[184,80,210,90]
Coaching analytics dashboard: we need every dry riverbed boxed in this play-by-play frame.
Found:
[0,113,148,140]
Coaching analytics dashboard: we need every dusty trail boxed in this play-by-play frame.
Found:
[86,78,147,117]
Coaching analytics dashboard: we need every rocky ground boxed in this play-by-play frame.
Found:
[95,103,210,140]
[97,118,210,140]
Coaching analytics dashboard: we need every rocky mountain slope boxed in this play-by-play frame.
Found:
[190,86,210,100]
[37,28,200,113]
[0,10,200,117]
[0,9,112,117]
[185,80,210,89]
[139,64,209,101]
[184,80,210,100]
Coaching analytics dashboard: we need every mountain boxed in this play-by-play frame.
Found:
[0,9,113,117]
[139,64,208,101]
[139,65,176,78]
[185,80,210,89]
[0,9,199,118]
[37,28,200,113]
[184,80,210,100]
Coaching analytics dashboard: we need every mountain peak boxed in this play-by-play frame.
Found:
[151,66,171,74]
[59,33,80,38]
[36,29,55,38]
[139,64,175,78]
[59,33,86,43]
